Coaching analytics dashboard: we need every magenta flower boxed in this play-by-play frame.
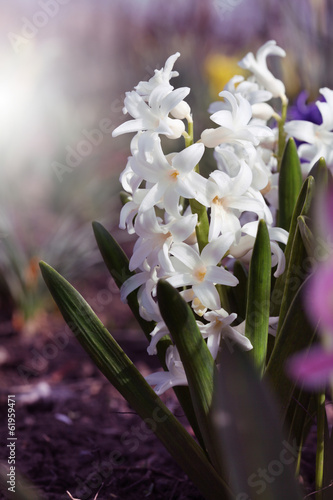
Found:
[288,346,333,389]
[287,258,333,389]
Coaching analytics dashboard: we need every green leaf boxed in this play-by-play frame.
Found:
[230,260,248,322]
[212,346,303,500]
[298,215,315,258]
[39,262,230,500]
[285,386,315,450]
[275,220,310,339]
[278,138,303,232]
[271,176,315,318]
[157,279,228,481]
[245,220,271,376]
[308,157,331,190]
[265,274,317,423]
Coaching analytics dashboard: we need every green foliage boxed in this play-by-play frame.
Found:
[245,220,271,376]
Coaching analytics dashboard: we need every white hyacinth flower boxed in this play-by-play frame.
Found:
[120,262,160,321]
[181,288,208,317]
[238,40,287,102]
[167,234,238,310]
[147,320,169,356]
[201,91,273,148]
[119,188,148,234]
[202,162,268,242]
[129,209,198,272]
[131,134,206,216]
[198,309,253,360]
[112,86,190,139]
[229,221,289,277]
[145,345,188,394]
[209,75,275,121]
[135,52,181,98]
[134,52,192,122]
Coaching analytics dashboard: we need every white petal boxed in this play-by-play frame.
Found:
[172,142,205,173]
[201,234,234,266]
[207,333,221,360]
[170,243,201,270]
[129,239,153,271]
[205,266,238,287]
[145,371,187,395]
[193,282,221,310]
[170,214,198,242]
[284,121,317,144]
[120,273,147,302]
[160,87,190,115]
[166,272,194,288]
[223,325,253,351]
[163,187,181,217]
[112,118,145,137]
[139,182,166,212]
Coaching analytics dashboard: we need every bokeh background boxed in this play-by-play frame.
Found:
[0,0,332,326]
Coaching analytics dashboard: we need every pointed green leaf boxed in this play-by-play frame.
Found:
[278,138,303,232]
[308,157,331,190]
[157,280,228,480]
[285,385,316,449]
[245,220,271,376]
[265,275,317,422]
[212,346,303,500]
[275,221,310,339]
[298,215,315,258]
[39,262,230,500]
[271,176,315,317]
[230,260,248,322]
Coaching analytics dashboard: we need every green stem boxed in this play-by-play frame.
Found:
[184,118,209,252]
[185,120,194,148]
[277,99,288,172]
[189,199,209,252]
[316,391,325,500]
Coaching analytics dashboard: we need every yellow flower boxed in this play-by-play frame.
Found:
[204,53,247,98]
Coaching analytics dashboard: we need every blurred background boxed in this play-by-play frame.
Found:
[0,0,332,328]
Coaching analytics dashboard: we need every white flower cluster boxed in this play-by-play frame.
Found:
[112,42,289,395]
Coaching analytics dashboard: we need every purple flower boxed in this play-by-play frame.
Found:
[288,91,323,125]
[288,346,333,389]
[305,258,333,331]
[287,254,333,389]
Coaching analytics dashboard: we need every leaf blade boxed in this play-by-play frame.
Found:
[245,219,271,375]
[157,279,227,478]
[278,137,303,232]
[212,346,303,500]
